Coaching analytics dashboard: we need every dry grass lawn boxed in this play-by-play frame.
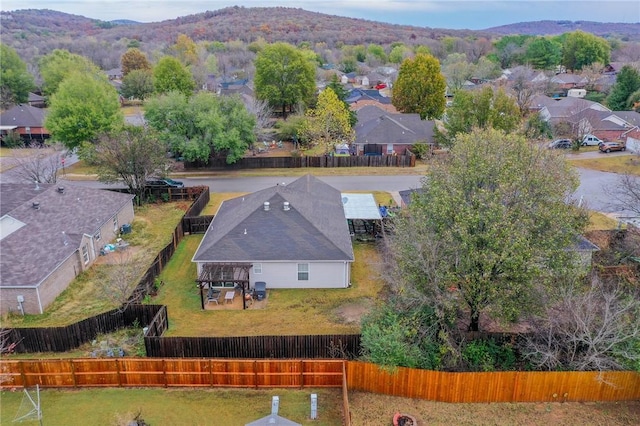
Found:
[153,237,384,337]
[569,154,640,175]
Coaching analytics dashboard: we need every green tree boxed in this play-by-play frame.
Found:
[606,65,640,111]
[153,56,195,97]
[326,75,357,126]
[492,35,530,68]
[93,125,170,204]
[300,88,354,153]
[442,86,520,144]
[562,31,610,71]
[387,128,586,331]
[45,72,123,150]
[120,48,151,76]
[524,37,562,70]
[254,42,316,116]
[0,44,35,108]
[39,49,100,96]
[388,44,409,64]
[120,69,154,100]
[144,91,255,164]
[392,54,446,120]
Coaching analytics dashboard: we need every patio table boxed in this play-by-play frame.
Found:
[224,291,235,304]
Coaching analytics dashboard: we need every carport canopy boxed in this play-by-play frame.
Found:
[341,193,382,220]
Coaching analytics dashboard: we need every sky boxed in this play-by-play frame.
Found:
[2,1,639,30]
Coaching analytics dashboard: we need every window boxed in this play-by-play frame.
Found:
[297,263,309,281]
[387,144,394,154]
[221,269,234,287]
[82,245,89,264]
[113,216,118,232]
[94,231,101,241]
[253,263,262,274]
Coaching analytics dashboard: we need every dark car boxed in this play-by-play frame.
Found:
[599,142,626,153]
[548,139,572,149]
[145,178,184,188]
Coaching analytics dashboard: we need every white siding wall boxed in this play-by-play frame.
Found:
[252,261,350,289]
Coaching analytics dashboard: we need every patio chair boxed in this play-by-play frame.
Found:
[207,287,221,305]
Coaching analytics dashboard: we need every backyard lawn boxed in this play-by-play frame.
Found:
[153,237,384,337]
[569,154,640,175]
[1,388,637,426]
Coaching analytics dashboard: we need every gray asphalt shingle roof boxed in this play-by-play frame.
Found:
[193,175,353,262]
[0,104,47,128]
[355,108,435,145]
[0,184,134,288]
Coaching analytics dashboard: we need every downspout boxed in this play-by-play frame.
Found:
[36,287,44,314]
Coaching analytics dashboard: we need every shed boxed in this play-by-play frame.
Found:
[341,193,383,238]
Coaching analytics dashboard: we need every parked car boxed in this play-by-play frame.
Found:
[548,139,572,149]
[599,142,626,153]
[374,83,387,90]
[145,178,184,188]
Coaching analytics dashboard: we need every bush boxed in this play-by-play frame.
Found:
[462,338,516,371]
[1,132,24,148]
[411,142,432,159]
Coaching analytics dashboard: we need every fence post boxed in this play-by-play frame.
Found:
[300,360,304,389]
[254,360,258,389]
[70,360,77,388]
[163,359,167,388]
[116,359,122,387]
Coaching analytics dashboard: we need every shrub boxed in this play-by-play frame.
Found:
[411,142,431,159]
[1,132,24,148]
[462,338,516,371]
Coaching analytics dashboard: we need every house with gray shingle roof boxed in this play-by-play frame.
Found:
[192,175,354,290]
[0,104,50,143]
[354,105,435,155]
[0,184,135,314]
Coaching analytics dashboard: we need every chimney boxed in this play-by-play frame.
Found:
[32,202,40,210]
[263,202,270,211]
[283,202,290,211]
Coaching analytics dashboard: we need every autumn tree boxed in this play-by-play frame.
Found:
[392,53,446,120]
[386,128,586,332]
[171,34,198,66]
[120,48,151,76]
[254,42,316,116]
[39,49,100,96]
[93,125,170,203]
[442,86,520,144]
[300,88,354,153]
[45,71,123,150]
[562,31,611,71]
[153,56,195,97]
[327,75,357,126]
[607,65,640,111]
[441,53,474,91]
[144,91,255,164]
[0,44,35,108]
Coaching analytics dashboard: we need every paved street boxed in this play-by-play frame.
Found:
[2,150,637,218]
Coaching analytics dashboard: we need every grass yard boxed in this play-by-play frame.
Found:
[349,391,640,426]
[0,388,343,426]
[569,154,640,175]
[1,388,637,426]
[587,210,620,231]
[1,203,186,328]
[153,237,383,337]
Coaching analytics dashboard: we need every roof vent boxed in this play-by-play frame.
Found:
[32,202,40,210]
[263,202,270,211]
[283,202,290,211]
[57,186,65,194]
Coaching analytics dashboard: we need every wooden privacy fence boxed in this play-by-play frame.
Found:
[7,305,164,353]
[186,154,415,170]
[0,358,344,389]
[144,333,362,359]
[345,361,640,403]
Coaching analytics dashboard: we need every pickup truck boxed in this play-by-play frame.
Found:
[582,134,604,146]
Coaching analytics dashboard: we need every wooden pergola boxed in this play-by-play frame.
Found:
[196,262,252,310]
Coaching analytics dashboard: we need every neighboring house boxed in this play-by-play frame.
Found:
[0,184,135,315]
[27,92,46,108]
[536,96,610,127]
[105,68,123,80]
[346,88,393,111]
[354,105,435,155]
[571,236,600,271]
[0,104,50,143]
[192,175,354,294]
[550,73,587,90]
